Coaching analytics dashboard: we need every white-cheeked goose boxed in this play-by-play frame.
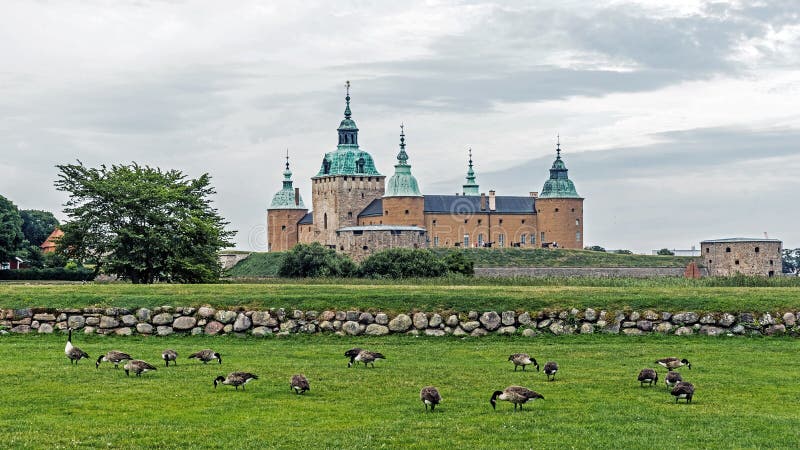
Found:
[65,328,89,365]
[637,368,658,387]
[671,381,695,403]
[508,353,539,372]
[162,349,178,367]
[96,350,132,369]
[420,386,442,411]
[214,372,258,390]
[490,386,544,411]
[655,357,691,370]
[124,360,157,377]
[544,361,559,381]
[189,349,222,364]
[290,374,310,394]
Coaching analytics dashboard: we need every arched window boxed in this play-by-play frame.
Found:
[356,157,365,174]
[322,158,331,175]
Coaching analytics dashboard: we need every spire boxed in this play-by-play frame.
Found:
[540,135,580,198]
[396,123,408,164]
[385,123,422,197]
[269,149,306,209]
[556,134,561,159]
[283,149,292,180]
[344,80,352,119]
[462,147,480,196]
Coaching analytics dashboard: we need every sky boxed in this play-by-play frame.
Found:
[1,0,798,253]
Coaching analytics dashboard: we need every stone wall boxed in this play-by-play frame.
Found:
[475,267,709,278]
[2,306,797,338]
[703,240,782,277]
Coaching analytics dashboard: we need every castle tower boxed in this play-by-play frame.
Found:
[536,137,584,249]
[462,148,480,196]
[267,152,308,251]
[311,81,385,246]
[383,124,424,226]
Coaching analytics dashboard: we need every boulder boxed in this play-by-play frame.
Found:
[136,308,152,322]
[83,326,96,335]
[731,324,746,335]
[375,313,389,325]
[173,316,197,331]
[672,312,699,325]
[636,320,653,332]
[215,310,237,324]
[480,312,501,331]
[358,312,374,324]
[197,306,216,319]
[334,311,346,321]
[13,308,32,320]
[37,323,54,334]
[67,316,85,329]
[223,324,234,333]
[759,313,775,326]
[413,312,428,330]
[389,314,412,332]
[425,329,446,337]
[460,321,480,332]
[580,323,594,334]
[765,324,786,335]
[522,328,538,337]
[204,321,224,335]
[429,314,443,328]
[622,328,643,335]
[661,312,672,321]
[99,316,120,329]
[549,322,565,335]
[301,324,317,334]
[292,310,304,320]
[280,320,298,333]
[346,311,360,322]
[251,311,271,326]
[136,323,154,334]
[537,319,552,329]
[445,315,459,327]
[699,326,723,336]
[629,311,640,321]
[453,327,468,337]
[252,326,272,337]
[470,328,488,337]
[497,326,517,335]
[719,313,736,327]
[10,325,31,333]
[501,311,515,326]
[518,312,532,326]
[152,313,173,326]
[674,326,694,336]
[319,321,334,332]
[233,314,252,332]
[468,311,478,320]
[33,313,56,322]
[583,309,597,322]
[342,321,362,335]
[655,322,673,333]
[783,312,796,327]
[738,312,754,324]
[115,327,132,336]
[121,315,137,327]
[622,321,636,328]
[643,310,659,321]
[365,324,389,336]
[156,326,174,336]
[699,314,716,325]
[191,327,203,336]
[319,310,336,322]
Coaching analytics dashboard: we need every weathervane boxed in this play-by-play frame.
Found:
[285,149,290,171]
[556,134,561,158]
[345,80,350,97]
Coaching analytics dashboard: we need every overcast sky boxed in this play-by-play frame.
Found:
[1,0,798,252]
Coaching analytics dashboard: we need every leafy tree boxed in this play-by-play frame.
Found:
[55,162,235,283]
[359,248,447,278]
[0,194,24,262]
[19,210,59,247]
[442,250,475,276]
[657,248,675,256]
[614,249,633,254]
[585,245,606,252]
[278,242,356,277]
[783,248,800,274]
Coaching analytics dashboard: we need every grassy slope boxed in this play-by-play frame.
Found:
[0,334,797,449]
[2,282,800,312]
[224,252,284,277]
[433,248,697,268]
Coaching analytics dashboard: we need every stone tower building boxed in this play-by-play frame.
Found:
[266,154,308,251]
[382,125,424,227]
[311,82,385,247]
[535,138,584,249]
[701,238,782,277]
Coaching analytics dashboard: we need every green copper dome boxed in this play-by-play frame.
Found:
[385,125,422,197]
[314,82,382,178]
[269,154,306,209]
[540,140,580,198]
[462,148,479,196]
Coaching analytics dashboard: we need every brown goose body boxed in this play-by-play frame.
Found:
[290,374,310,394]
[162,349,178,367]
[214,372,258,390]
[349,350,385,368]
[655,357,691,370]
[96,350,133,369]
[637,368,658,386]
[543,361,559,381]
[420,386,442,411]
[671,381,695,403]
[508,353,539,372]
[189,349,222,364]
[490,386,544,411]
[64,328,89,365]
[344,347,363,367]
[124,360,157,377]
[665,371,683,388]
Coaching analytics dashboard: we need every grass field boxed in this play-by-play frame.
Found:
[2,281,800,312]
[1,334,797,449]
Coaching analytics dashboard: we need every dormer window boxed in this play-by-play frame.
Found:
[322,158,331,175]
[356,157,365,174]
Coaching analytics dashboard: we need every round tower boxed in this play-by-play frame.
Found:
[383,124,424,227]
[267,152,308,252]
[536,137,584,249]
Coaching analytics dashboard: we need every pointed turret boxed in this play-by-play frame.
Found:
[270,151,306,209]
[540,136,580,198]
[462,148,479,196]
[536,135,584,250]
[267,151,309,252]
[385,124,422,197]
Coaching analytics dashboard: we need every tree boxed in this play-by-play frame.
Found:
[442,250,475,276]
[278,243,356,277]
[614,249,633,254]
[359,248,448,278]
[55,162,235,283]
[0,194,24,262]
[657,248,675,256]
[783,248,800,274]
[585,245,606,252]
[19,210,59,247]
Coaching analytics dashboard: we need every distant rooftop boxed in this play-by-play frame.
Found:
[701,237,782,243]
[337,225,426,232]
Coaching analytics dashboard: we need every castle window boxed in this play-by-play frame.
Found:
[356,158,365,173]
[405,210,409,215]
[521,219,525,224]
[498,234,505,248]
[537,209,541,213]
[499,219,503,225]
[576,219,580,226]
[434,236,439,247]
[531,234,536,246]
[385,210,389,215]
[706,247,709,253]
[478,233,484,247]
[478,219,482,225]
[432,219,437,226]
[770,260,774,266]
[541,232,545,242]
[322,158,331,175]
[348,212,353,219]
[571,208,575,212]
[340,246,344,250]
[464,219,468,224]
[735,260,740,265]
[324,213,328,230]
[555,208,559,212]
[755,247,760,253]
[709,260,712,264]
[353,230,363,236]
[363,246,368,251]
[726,247,731,252]
[576,231,581,241]
[520,234,526,245]
[463,234,470,248]
[361,193,364,198]
[281,225,286,231]
[391,230,401,236]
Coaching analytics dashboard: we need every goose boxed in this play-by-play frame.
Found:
[290,374,310,394]
[214,372,258,390]
[420,386,442,412]
[665,371,683,389]
[655,357,691,370]
[671,381,695,403]
[64,328,89,364]
[490,386,544,411]
[189,349,222,364]
[508,354,539,372]
[344,347,362,367]
[348,350,385,368]
[543,361,559,381]
[124,360,157,377]
[637,368,658,387]
[162,349,178,367]
[96,350,132,369]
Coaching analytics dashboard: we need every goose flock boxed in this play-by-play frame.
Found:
[64,328,697,409]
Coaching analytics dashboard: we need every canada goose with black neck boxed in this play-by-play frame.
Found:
[64,328,89,364]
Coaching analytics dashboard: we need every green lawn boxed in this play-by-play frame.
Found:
[2,282,800,312]
[1,334,797,449]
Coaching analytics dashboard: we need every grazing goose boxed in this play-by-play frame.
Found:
[420,386,442,412]
[490,386,544,411]
[189,349,222,364]
[665,371,683,389]
[349,350,385,368]
[162,349,178,367]
[290,374,310,394]
[637,368,658,387]
[543,361,559,381]
[124,360,157,377]
[96,350,132,369]
[214,372,258,390]
[508,354,539,372]
[655,357,691,370]
[344,347,363,367]
[671,381,695,403]
[64,328,89,365]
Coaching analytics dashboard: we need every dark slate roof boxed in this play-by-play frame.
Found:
[358,198,384,217]
[298,212,314,224]
[701,237,782,243]
[423,195,535,214]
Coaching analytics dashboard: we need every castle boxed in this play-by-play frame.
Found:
[267,83,584,259]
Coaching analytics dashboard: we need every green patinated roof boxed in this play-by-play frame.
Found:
[269,156,306,209]
[540,142,580,198]
[385,125,422,197]
[462,148,479,196]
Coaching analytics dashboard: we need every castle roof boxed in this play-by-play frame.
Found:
[701,237,782,244]
[539,137,580,199]
[269,152,306,209]
[358,195,536,218]
[298,212,313,224]
[337,225,426,232]
[384,125,422,197]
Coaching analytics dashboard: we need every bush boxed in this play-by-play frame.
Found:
[0,267,95,281]
[441,250,475,276]
[278,243,357,278]
[585,245,606,252]
[657,248,675,256]
[359,248,448,278]
[614,249,633,254]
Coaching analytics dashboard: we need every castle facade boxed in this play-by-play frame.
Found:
[267,84,584,259]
